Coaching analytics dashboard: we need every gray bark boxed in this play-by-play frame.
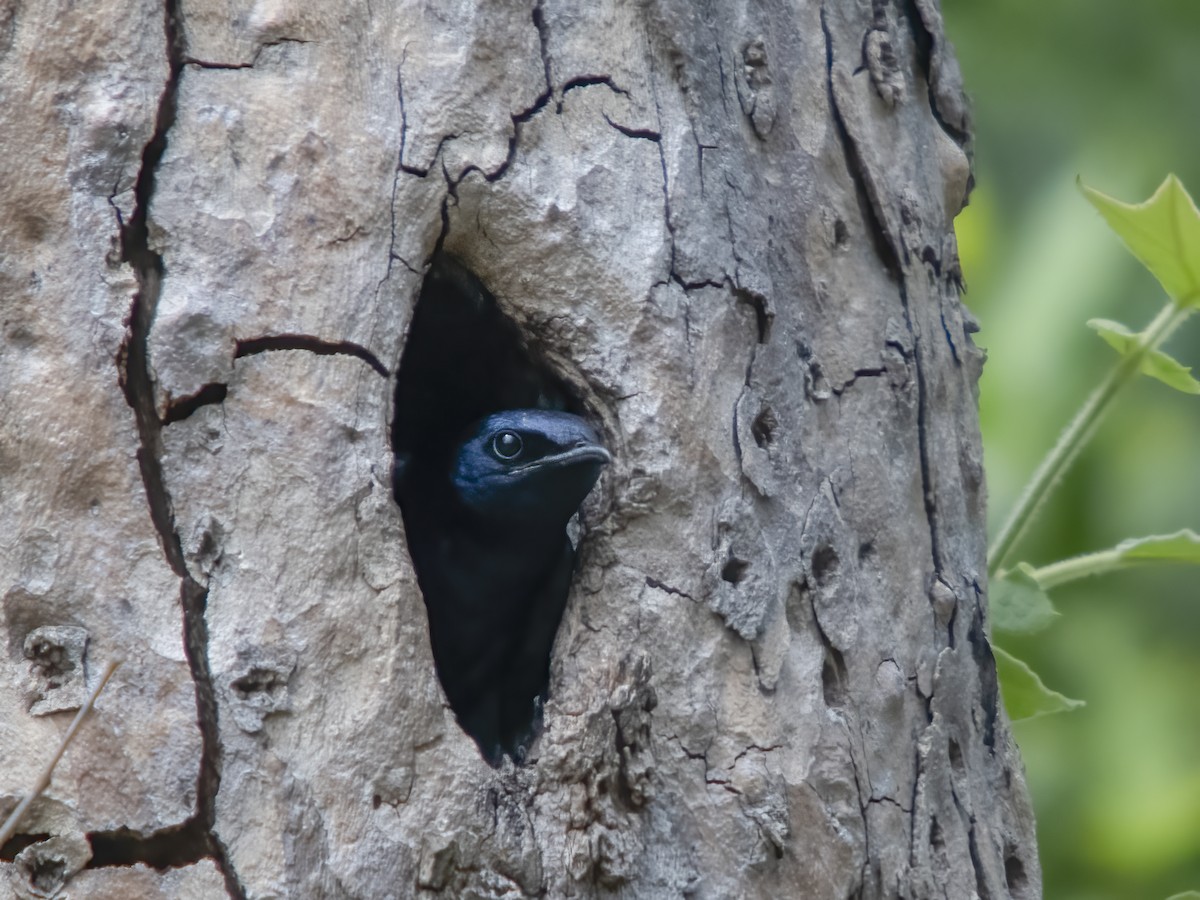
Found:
[0,0,1040,897]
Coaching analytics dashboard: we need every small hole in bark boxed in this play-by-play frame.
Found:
[948,737,964,772]
[392,255,600,768]
[857,540,874,561]
[721,557,750,584]
[372,794,382,809]
[25,636,76,683]
[29,856,66,893]
[22,625,89,715]
[921,245,941,275]
[821,645,847,708]
[1004,848,1027,891]
[19,214,49,243]
[750,406,776,447]
[811,544,839,587]
[833,219,848,246]
[197,529,216,559]
[929,817,944,851]
[231,667,287,700]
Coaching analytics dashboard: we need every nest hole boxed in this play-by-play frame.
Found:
[391,256,592,765]
[391,256,579,468]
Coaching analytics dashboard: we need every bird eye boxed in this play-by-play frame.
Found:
[491,430,523,460]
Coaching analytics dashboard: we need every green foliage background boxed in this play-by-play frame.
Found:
[943,2,1200,897]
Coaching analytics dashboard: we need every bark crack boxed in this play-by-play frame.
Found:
[643,576,695,602]
[182,37,313,70]
[832,366,888,396]
[235,334,389,377]
[909,745,925,866]
[163,383,229,425]
[394,52,460,180]
[456,89,554,187]
[642,92,759,348]
[531,0,553,100]
[562,74,630,109]
[372,57,409,297]
[602,114,661,142]
[109,1,244,894]
[866,794,910,813]
[900,0,970,147]
[428,88,554,264]
[820,3,943,575]
[156,335,385,427]
[731,743,784,764]
[646,86,678,289]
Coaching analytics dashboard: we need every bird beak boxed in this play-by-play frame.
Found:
[520,444,612,472]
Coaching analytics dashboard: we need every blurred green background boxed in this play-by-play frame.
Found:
[942,1,1200,898]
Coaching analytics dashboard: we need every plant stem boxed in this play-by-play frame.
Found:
[1032,545,1199,589]
[1030,550,1126,589]
[0,659,121,847]
[987,300,1192,577]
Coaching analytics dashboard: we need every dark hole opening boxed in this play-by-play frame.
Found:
[231,667,285,700]
[392,255,599,767]
[811,543,839,587]
[25,639,75,682]
[392,256,577,465]
[750,406,776,448]
[162,382,228,425]
[929,817,944,850]
[948,736,964,772]
[0,833,50,862]
[821,645,848,708]
[833,218,848,246]
[721,557,750,584]
[1004,848,1027,890]
[85,822,208,870]
[30,857,66,892]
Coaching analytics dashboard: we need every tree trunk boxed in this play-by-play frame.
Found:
[0,0,1040,897]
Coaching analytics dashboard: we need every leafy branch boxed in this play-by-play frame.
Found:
[988,175,1200,719]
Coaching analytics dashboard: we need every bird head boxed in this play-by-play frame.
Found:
[452,410,612,525]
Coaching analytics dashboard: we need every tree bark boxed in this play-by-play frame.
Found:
[0,0,1040,897]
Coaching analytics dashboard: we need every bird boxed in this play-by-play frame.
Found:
[395,408,611,765]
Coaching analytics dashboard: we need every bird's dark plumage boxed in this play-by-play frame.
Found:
[395,409,610,765]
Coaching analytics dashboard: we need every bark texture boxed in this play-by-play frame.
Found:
[0,0,1040,897]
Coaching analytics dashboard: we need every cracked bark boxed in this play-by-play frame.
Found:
[1,0,1037,898]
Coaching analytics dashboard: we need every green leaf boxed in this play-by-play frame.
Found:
[1114,529,1200,564]
[995,646,1085,720]
[991,564,1060,635]
[1165,893,1200,900]
[1088,317,1138,353]
[1140,348,1200,394]
[1079,174,1200,307]
[1087,319,1200,394]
